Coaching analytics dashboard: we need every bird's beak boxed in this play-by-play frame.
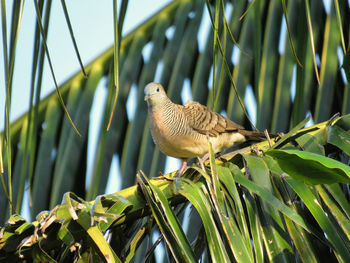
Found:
[144,92,154,101]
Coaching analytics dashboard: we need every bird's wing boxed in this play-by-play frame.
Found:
[182,101,244,136]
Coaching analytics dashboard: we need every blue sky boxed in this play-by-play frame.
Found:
[0,0,171,130]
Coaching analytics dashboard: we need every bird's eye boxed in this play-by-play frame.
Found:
[156,87,160,92]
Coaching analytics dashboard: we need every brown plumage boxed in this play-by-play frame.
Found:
[144,82,269,176]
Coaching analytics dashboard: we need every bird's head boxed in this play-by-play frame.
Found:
[144,82,168,107]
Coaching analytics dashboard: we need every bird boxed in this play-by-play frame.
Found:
[144,82,273,177]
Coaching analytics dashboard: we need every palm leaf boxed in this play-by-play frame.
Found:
[2,115,350,261]
[1,0,350,261]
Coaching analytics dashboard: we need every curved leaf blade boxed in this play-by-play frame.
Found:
[266,149,350,184]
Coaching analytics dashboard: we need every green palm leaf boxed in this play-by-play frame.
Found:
[1,0,350,261]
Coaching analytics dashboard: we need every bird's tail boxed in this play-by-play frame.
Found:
[239,130,278,141]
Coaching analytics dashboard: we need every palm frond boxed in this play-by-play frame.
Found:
[1,0,350,261]
[2,115,350,261]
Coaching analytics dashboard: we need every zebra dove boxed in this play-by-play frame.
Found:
[144,82,269,176]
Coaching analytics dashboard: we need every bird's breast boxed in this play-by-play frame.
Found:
[148,108,207,158]
[148,107,246,159]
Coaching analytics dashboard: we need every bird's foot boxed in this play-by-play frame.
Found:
[197,152,223,166]
[153,160,188,180]
[216,154,227,162]
[154,171,183,180]
[200,153,209,164]
[174,160,188,178]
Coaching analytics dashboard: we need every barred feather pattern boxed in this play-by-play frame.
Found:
[144,82,268,159]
